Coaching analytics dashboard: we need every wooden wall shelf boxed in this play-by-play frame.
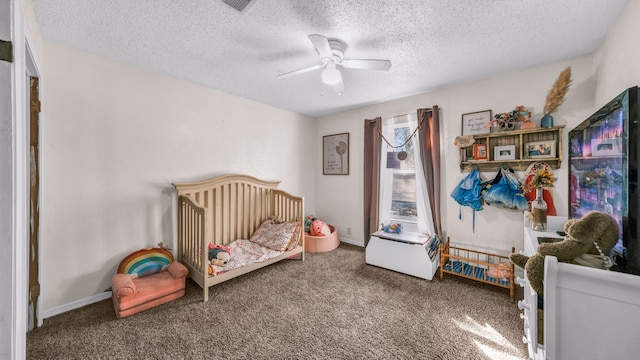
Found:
[459,126,565,172]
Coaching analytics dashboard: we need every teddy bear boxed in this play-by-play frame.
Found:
[510,210,619,296]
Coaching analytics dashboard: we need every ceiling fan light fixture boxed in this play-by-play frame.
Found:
[322,67,342,85]
[277,34,390,94]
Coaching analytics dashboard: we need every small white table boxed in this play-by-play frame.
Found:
[365,231,439,280]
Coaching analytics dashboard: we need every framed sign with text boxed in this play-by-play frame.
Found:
[461,110,492,136]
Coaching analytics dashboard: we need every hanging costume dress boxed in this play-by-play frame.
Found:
[450,168,484,232]
[483,167,529,211]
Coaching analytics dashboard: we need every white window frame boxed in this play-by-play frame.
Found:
[379,114,419,232]
[379,112,435,235]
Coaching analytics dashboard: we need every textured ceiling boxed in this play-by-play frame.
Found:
[32,0,630,118]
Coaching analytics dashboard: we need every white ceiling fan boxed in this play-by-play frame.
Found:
[277,34,392,93]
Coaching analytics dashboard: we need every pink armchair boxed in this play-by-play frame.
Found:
[111,247,188,319]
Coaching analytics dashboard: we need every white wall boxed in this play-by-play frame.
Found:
[592,0,640,105]
[40,42,317,312]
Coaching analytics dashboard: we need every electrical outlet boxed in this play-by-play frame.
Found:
[347,227,351,235]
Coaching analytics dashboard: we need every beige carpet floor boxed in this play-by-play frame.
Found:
[27,243,528,359]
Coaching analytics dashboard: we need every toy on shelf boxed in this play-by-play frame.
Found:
[381,223,403,234]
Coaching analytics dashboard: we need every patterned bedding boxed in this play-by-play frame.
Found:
[210,239,284,276]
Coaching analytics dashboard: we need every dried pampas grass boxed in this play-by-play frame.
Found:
[544,66,573,115]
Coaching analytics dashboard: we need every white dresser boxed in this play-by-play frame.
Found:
[520,215,640,360]
[365,231,439,280]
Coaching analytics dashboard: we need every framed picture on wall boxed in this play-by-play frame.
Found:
[323,133,349,175]
[461,110,492,136]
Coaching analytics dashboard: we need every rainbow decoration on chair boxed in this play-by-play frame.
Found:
[117,248,174,278]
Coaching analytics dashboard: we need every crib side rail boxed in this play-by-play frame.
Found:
[447,245,513,263]
[177,194,208,277]
[272,190,304,221]
[272,190,305,248]
[442,237,512,266]
[439,238,450,280]
[443,251,512,269]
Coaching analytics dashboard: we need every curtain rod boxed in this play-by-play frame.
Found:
[387,107,434,119]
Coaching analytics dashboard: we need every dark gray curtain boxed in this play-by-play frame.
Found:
[417,106,443,239]
[363,117,382,246]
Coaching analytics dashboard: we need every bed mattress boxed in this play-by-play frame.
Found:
[442,259,511,286]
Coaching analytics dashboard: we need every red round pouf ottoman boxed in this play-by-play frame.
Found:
[304,225,340,252]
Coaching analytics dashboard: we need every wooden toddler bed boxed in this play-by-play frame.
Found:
[440,237,515,303]
[173,174,304,301]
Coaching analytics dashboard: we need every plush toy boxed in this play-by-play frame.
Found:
[304,215,316,233]
[310,219,331,237]
[510,211,619,296]
[208,244,231,267]
[381,223,403,234]
[487,261,510,279]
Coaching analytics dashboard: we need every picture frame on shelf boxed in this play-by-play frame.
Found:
[323,132,350,175]
[494,145,516,161]
[473,143,488,161]
[525,140,556,159]
[461,110,492,136]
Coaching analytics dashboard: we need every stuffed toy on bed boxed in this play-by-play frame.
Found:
[487,261,510,279]
[208,244,231,266]
[510,210,619,296]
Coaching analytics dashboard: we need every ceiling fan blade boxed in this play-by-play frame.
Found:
[308,34,333,59]
[341,59,391,71]
[277,64,323,79]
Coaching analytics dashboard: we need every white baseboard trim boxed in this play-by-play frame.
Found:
[42,291,113,319]
[339,237,364,247]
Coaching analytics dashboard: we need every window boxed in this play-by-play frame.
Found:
[380,113,419,231]
[379,112,435,235]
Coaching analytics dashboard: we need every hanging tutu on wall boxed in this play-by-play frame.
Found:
[483,167,529,211]
[451,167,484,211]
[451,167,484,232]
